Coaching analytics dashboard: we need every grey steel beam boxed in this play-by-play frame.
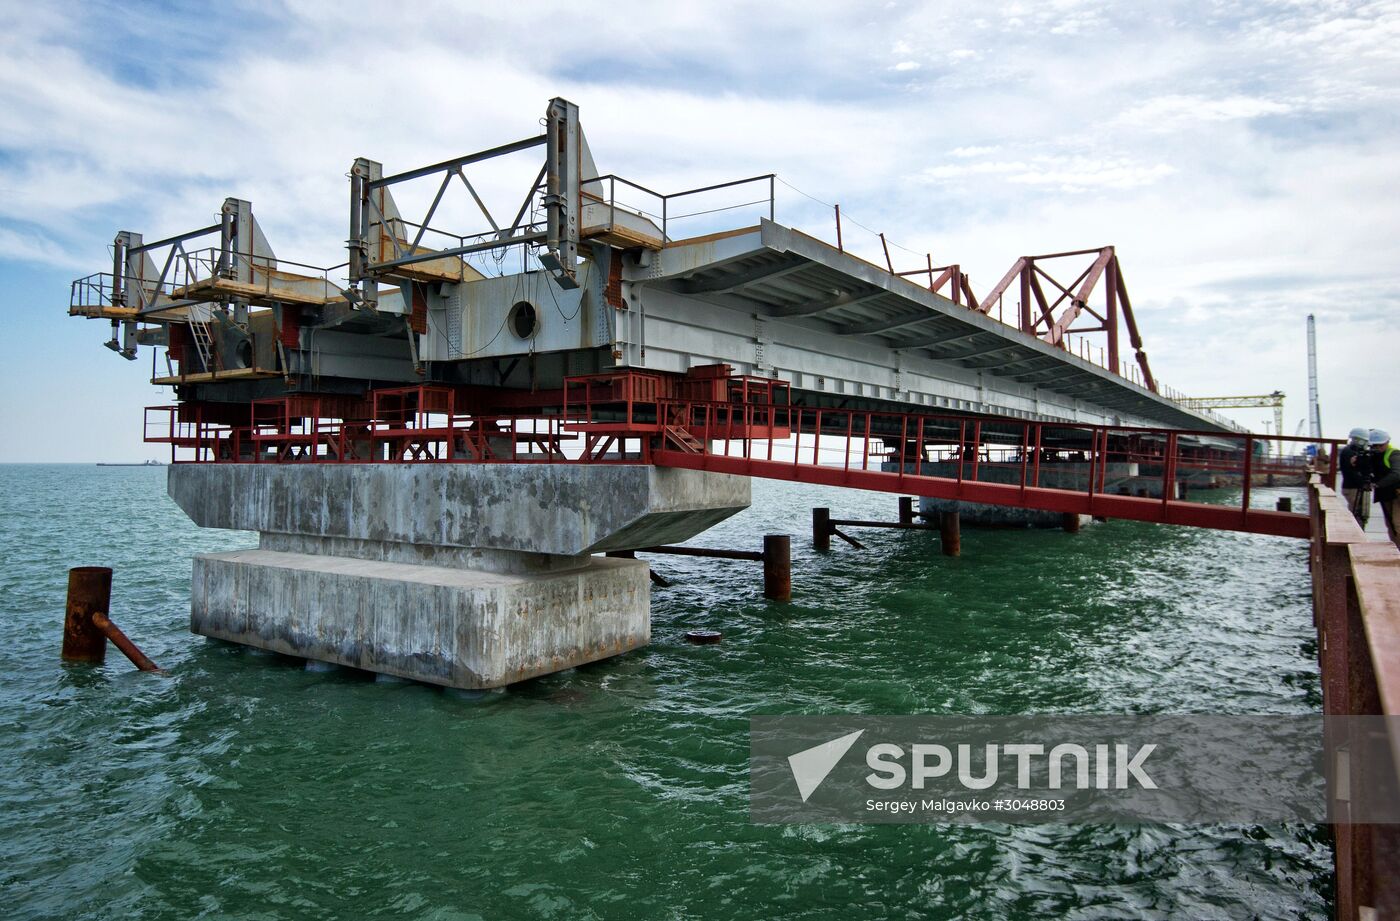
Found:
[947,348,1024,366]
[678,258,809,294]
[373,231,548,272]
[935,343,1024,362]
[1012,366,1075,383]
[128,224,221,254]
[766,289,887,319]
[894,329,983,352]
[835,311,941,337]
[369,135,547,189]
[958,354,1051,372]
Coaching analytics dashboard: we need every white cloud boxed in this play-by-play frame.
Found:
[919,156,1175,191]
[1117,94,1295,131]
[0,225,88,273]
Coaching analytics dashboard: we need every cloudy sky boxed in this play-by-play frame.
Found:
[2,0,1397,461]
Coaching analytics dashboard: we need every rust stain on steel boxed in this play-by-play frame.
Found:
[92,612,162,673]
[61,566,112,664]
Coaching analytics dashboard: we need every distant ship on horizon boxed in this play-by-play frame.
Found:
[95,459,165,467]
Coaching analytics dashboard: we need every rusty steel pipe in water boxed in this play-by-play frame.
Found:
[62,566,112,663]
[61,566,161,672]
[762,534,791,602]
[940,511,962,557]
[91,612,161,673]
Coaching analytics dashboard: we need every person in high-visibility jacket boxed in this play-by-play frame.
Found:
[1340,427,1373,527]
[1371,429,1399,548]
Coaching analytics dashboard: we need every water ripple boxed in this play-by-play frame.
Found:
[0,466,1325,919]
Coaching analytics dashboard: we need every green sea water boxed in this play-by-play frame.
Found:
[0,464,1328,920]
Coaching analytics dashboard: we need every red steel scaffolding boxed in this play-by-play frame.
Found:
[144,370,1335,540]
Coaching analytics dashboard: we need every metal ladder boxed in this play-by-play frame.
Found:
[187,304,217,372]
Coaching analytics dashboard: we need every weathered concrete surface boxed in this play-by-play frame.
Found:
[169,464,751,554]
[171,464,748,687]
[192,550,648,688]
[258,533,590,575]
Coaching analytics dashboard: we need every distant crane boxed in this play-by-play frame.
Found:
[1180,391,1287,456]
[1307,314,1322,446]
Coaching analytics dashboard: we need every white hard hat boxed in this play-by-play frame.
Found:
[1371,429,1391,445]
[1349,427,1369,440]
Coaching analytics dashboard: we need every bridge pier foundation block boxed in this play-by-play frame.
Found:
[168,464,750,688]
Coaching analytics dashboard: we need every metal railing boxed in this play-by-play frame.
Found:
[1308,476,1400,919]
[644,399,1333,537]
[72,249,348,316]
[143,374,1339,538]
[69,273,119,316]
[582,173,776,243]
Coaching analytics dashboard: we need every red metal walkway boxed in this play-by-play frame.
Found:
[144,372,1337,540]
[646,399,1320,539]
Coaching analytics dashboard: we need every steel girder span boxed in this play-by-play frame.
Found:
[66,97,1233,427]
[65,95,1281,523]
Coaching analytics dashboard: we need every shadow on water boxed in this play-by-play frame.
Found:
[0,465,1329,920]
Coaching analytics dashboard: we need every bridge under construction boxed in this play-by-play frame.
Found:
[64,96,1400,914]
[69,95,1339,685]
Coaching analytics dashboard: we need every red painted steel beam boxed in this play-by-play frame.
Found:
[1047,247,1114,346]
[959,273,979,311]
[1028,271,1057,337]
[1114,267,1156,392]
[652,449,1310,539]
[976,256,1027,316]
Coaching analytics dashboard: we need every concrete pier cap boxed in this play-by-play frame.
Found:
[170,464,751,688]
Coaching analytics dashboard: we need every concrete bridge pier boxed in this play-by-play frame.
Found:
[167,464,750,688]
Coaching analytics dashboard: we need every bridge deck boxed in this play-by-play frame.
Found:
[635,221,1231,432]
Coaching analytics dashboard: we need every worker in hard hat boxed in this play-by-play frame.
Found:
[1371,429,1399,547]
[1339,427,1372,527]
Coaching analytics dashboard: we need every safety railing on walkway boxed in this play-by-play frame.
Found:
[648,399,1334,538]
[143,372,1339,538]
[1308,476,1400,920]
[582,173,776,243]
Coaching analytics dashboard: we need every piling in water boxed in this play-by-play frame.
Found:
[763,534,791,601]
[61,566,160,671]
[813,507,831,551]
[62,567,112,664]
[941,511,961,557]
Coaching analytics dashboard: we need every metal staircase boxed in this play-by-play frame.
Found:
[186,305,217,372]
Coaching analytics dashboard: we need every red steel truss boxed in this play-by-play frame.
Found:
[974,247,1155,391]
[144,370,1336,540]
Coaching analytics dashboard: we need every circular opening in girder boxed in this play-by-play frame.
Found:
[508,301,539,340]
[234,339,253,369]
